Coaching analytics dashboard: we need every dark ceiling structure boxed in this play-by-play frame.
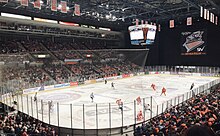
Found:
[0,0,220,26]
[77,0,220,23]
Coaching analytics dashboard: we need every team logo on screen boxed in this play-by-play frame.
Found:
[181,30,206,55]
[183,31,204,52]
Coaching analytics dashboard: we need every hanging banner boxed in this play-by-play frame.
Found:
[210,13,213,23]
[169,20,174,28]
[212,14,215,24]
[207,10,210,21]
[145,20,148,24]
[187,17,192,26]
[21,0,28,6]
[204,9,207,20]
[211,13,215,23]
[74,4,80,16]
[34,0,41,9]
[158,24,161,32]
[181,30,207,56]
[200,6,203,18]
[61,1,67,13]
[51,0,57,11]
[0,0,8,3]
[136,19,139,26]
[212,13,215,23]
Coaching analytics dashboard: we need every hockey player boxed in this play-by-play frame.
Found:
[136,96,141,105]
[48,100,54,113]
[190,83,195,97]
[111,82,115,89]
[137,110,143,121]
[116,99,123,111]
[34,92,37,102]
[151,83,156,91]
[90,92,94,103]
[161,87,166,96]
[105,79,107,84]
[190,83,194,90]
[144,104,152,113]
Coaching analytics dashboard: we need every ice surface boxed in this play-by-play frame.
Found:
[13,74,219,129]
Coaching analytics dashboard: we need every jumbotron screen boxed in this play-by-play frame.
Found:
[128,24,157,45]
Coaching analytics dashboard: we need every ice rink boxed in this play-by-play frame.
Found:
[9,74,219,129]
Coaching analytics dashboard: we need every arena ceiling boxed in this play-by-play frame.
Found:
[0,0,220,25]
[77,0,220,23]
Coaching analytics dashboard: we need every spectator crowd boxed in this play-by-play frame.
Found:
[0,38,141,88]
[1,18,220,136]
[0,21,119,41]
[134,85,220,136]
[0,110,57,136]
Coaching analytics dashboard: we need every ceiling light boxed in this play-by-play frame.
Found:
[106,15,110,19]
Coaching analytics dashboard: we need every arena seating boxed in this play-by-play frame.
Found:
[0,22,119,40]
[0,39,25,54]
[134,85,220,136]
[42,64,72,83]
[21,40,46,52]
[0,35,140,136]
[0,109,57,136]
[2,66,50,89]
[0,38,141,86]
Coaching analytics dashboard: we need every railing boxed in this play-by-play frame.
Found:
[2,71,142,93]
[0,66,220,136]
[0,25,120,41]
[145,65,220,75]
[0,132,45,136]
[0,132,16,136]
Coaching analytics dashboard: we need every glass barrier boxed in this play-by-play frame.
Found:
[0,66,220,134]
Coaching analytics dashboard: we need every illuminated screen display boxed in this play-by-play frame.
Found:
[128,24,157,45]
[130,30,144,40]
[147,25,156,40]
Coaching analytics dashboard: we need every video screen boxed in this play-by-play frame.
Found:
[128,24,157,45]
[130,30,144,40]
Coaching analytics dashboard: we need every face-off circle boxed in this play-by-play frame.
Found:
[38,93,81,102]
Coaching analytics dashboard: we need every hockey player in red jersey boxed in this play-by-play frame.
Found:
[151,83,156,91]
[161,87,166,96]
